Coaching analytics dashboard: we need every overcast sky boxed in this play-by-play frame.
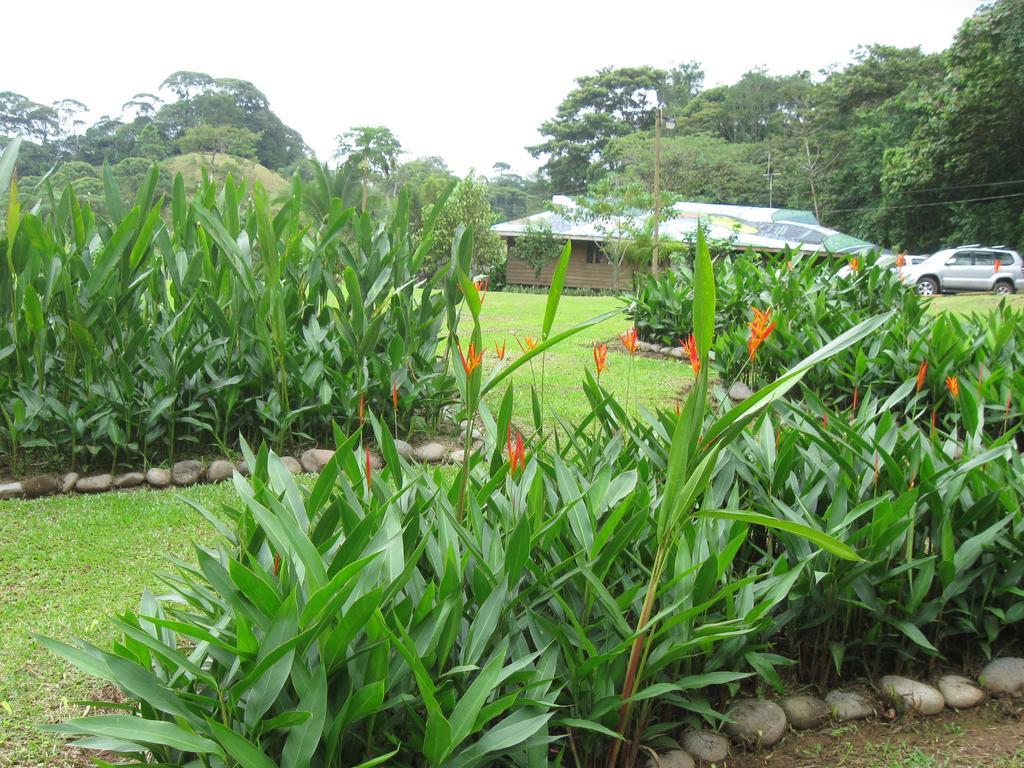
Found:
[7,0,983,176]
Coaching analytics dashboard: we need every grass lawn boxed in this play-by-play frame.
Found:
[0,485,234,766]
[469,291,691,429]
[926,292,1024,314]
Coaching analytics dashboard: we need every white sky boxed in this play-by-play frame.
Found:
[6,0,982,176]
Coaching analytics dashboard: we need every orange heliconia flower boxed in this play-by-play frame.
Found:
[946,375,959,398]
[359,393,365,425]
[507,427,526,474]
[593,343,609,377]
[474,277,490,303]
[682,334,700,376]
[620,327,639,355]
[895,252,906,268]
[994,259,1002,273]
[747,306,777,360]
[458,341,484,375]
[852,385,859,411]
[392,384,399,410]
[495,339,507,361]
[365,446,373,489]
[273,553,282,577]
[516,335,538,353]
[916,360,928,392]
[849,257,860,272]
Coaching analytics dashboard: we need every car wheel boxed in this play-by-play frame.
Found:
[993,280,1015,295]
[916,277,938,296]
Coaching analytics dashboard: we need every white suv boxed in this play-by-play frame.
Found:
[900,246,1024,296]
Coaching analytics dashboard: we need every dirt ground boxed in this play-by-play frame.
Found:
[724,699,1024,768]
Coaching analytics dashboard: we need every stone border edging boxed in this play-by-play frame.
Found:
[0,436,484,501]
[648,658,1023,766]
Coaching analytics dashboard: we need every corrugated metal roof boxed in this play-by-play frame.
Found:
[493,198,876,254]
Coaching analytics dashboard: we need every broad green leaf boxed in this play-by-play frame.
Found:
[541,239,573,340]
[698,509,860,561]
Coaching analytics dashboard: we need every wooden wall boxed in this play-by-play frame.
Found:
[504,240,637,290]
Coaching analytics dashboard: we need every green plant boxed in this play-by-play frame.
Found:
[0,140,461,470]
[38,225,893,767]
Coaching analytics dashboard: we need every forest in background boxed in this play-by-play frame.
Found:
[2,0,1022,254]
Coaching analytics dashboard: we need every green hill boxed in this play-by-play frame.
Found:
[163,152,291,197]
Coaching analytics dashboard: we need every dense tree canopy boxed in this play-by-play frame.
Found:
[3,0,1022,256]
[528,64,703,192]
[0,71,308,177]
[531,0,1024,252]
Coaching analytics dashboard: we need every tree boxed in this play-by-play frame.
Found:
[0,92,59,142]
[509,221,564,276]
[558,176,651,290]
[529,66,699,192]
[335,126,403,177]
[674,69,812,144]
[176,124,261,163]
[136,122,169,160]
[391,156,457,228]
[335,126,403,210]
[481,162,552,221]
[155,72,308,170]
[421,173,504,275]
[880,0,1024,250]
[121,93,163,121]
[609,132,776,206]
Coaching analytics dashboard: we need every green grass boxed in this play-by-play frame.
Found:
[0,485,234,766]
[927,292,1024,314]
[469,291,691,429]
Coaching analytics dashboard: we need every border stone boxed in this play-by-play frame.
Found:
[206,460,234,483]
[171,460,205,486]
[878,675,944,715]
[779,694,828,730]
[978,657,1024,697]
[76,474,113,494]
[394,440,414,460]
[280,456,303,474]
[724,699,787,748]
[645,749,695,768]
[0,481,24,500]
[61,472,80,493]
[414,442,446,463]
[729,381,755,401]
[681,730,729,764]
[112,472,146,489]
[146,467,172,488]
[937,675,986,709]
[23,475,60,498]
[300,448,335,473]
[825,690,873,721]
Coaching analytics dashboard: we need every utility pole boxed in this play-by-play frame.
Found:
[652,106,663,277]
[765,148,774,208]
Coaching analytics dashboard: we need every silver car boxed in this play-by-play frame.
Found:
[900,246,1024,296]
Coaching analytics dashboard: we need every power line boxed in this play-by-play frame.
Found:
[890,178,1024,195]
[821,190,1024,214]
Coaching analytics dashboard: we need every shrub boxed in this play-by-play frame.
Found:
[0,140,461,470]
